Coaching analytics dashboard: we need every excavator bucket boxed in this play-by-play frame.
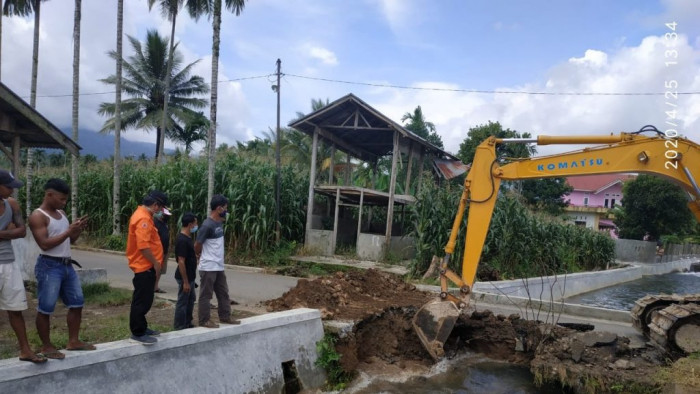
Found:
[412,300,461,360]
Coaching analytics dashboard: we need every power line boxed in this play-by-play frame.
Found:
[22,74,274,99]
[21,72,700,99]
[284,73,700,96]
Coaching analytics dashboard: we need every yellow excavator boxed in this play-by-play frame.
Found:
[413,125,700,359]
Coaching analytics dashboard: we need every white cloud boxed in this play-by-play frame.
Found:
[308,46,338,66]
[367,34,700,157]
[377,0,411,35]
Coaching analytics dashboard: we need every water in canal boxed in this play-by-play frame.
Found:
[347,354,558,394]
[565,272,699,310]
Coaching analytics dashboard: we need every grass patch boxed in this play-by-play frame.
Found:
[315,333,354,391]
[654,356,700,391]
[82,283,132,307]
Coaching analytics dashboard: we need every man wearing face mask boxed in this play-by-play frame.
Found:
[195,194,239,328]
[126,190,169,345]
[173,212,198,330]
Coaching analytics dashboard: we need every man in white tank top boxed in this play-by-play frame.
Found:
[28,178,94,359]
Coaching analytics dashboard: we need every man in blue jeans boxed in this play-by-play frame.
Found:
[28,178,94,359]
[173,212,198,330]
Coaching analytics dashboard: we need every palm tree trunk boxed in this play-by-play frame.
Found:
[158,11,177,165]
[112,0,123,235]
[25,0,41,216]
[155,127,162,159]
[207,0,222,206]
[71,0,81,221]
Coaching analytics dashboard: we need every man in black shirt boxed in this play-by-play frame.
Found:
[174,212,198,330]
[154,208,171,293]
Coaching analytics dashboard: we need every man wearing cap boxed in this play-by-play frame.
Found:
[154,206,171,294]
[126,190,168,345]
[0,170,47,363]
[28,178,94,359]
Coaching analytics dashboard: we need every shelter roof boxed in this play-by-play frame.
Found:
[314,185,416,206]
[0,82,81,155]
[289,93,457,162]
[566,174,636,194]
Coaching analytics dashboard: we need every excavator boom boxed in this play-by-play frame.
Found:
[413,126,700,359]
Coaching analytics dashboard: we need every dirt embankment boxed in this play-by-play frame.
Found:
[266,269,693,393]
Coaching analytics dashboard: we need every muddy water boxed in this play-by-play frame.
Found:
[347,354,553,394]
[565,272,699,310]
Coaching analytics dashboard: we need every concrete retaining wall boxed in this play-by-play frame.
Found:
[0,309,326,394]
[615,239,657,263]
[472,258,698,302]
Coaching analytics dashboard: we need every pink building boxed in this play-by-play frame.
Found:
[564,174,636,235]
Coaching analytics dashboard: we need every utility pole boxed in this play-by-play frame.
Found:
[275,59,282,244]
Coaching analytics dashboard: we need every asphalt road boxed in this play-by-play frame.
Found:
[72,249,300,312]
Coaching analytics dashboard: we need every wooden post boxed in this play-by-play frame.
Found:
[345,154,351,185]
[385,130,400,252]
[332,186,340,254]
[417,149,425,195]
[305,128,319,236]
[405,141,414,194]
[356,189,364,249]
[328,145,335,185]
[327,145,335,216]
[12,136,20,199]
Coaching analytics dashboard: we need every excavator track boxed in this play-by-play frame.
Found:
[631,293,700,354]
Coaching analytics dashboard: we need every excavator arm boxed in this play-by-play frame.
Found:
[414,127,700,359]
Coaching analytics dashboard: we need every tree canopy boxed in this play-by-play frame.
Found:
[458,121,573,215]
[615,174,694,240]
[401,106,444,149]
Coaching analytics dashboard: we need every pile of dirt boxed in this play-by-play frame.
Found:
[265,269,433,320]
[266,272,680,392]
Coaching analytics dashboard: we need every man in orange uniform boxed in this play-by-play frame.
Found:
[127,190,169,345]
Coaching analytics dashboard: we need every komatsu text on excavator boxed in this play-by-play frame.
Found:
[414,125,700,360]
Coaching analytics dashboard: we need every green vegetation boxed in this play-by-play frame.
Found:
[82,283,132,307]
[616,174,695,241]
[16,152,308,258]
[410,175,615,280]
[315,333,354,391]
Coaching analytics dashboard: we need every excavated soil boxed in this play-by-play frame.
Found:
[265,270,685,393]
[265,269,433,320]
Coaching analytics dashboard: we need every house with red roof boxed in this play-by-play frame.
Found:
[564,174,636,235]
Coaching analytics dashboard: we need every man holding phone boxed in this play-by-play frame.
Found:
[28,178,94,359]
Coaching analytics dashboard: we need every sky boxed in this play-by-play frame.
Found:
[2,0,700,158]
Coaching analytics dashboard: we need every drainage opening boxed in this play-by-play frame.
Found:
[281,360,302,394]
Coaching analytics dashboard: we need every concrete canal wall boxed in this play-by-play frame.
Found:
[471,258,698,302]
[0,309,326,394]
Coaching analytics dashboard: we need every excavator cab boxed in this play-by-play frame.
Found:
[412,126,700,359]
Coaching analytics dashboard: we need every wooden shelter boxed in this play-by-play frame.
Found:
[0,81,81,176]
[289,94,458,260]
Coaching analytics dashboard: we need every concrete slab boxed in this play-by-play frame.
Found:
[289,255,408,275]
[0,309,326,394]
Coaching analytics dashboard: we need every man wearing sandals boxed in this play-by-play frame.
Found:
[0,170,46,363]
[28,178,95,359]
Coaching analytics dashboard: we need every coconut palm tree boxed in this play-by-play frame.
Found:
[4,0,50,215]
[70,0,81,221]
[170,111,208,155]
[187,0,247,207]
[112,0,124,234]
[148,0,182,164]
[98,30,209,159]
[401,105,444,149]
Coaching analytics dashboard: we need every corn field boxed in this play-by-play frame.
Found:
[409,177,616,280]
[16,153,308,256]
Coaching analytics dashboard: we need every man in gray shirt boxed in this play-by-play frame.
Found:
[195,194,239,328]
[0,169,46,363]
